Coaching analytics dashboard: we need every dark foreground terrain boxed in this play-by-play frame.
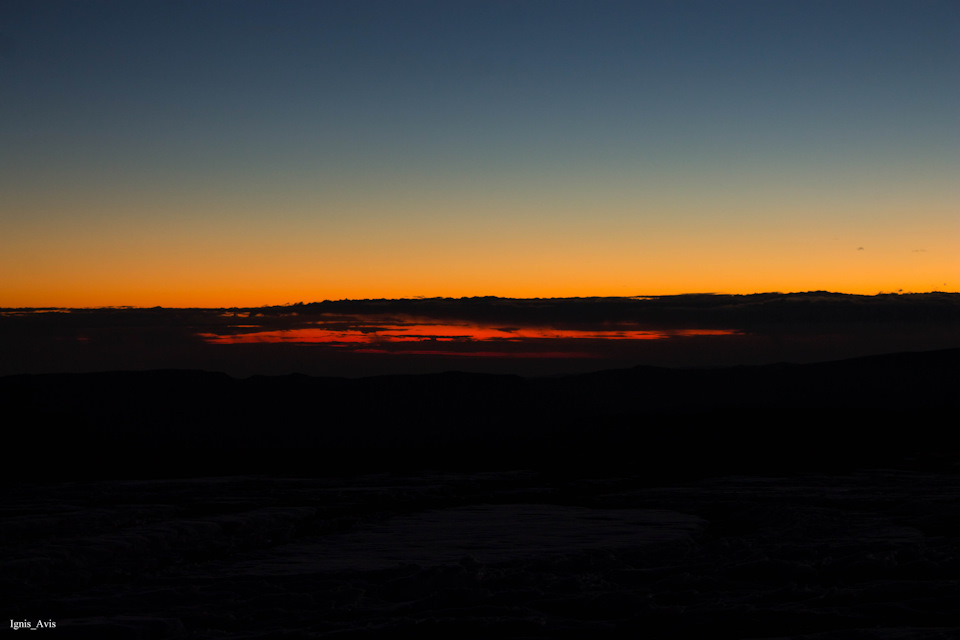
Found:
[3,470,960,639]
[2,349,958,638]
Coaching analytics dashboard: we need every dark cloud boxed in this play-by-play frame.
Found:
[2,293,959,377]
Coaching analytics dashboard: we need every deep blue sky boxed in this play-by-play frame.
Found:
[1,0,957,306]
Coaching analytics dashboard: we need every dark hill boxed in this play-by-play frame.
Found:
[3,349,957,480]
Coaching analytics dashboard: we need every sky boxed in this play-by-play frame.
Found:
[1,0,957,308]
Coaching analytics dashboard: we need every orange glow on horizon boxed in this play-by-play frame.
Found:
[3,206,956,309]
[198,322,738,347]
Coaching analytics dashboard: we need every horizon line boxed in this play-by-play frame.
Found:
[3,290,959,312]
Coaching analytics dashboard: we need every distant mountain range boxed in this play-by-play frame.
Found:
[4,348,957,481]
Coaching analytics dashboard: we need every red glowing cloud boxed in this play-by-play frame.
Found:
[197,315,738,358]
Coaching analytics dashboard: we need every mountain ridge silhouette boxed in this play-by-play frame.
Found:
[3,348,956,480]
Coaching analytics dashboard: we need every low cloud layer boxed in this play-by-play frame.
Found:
[2,292,958,377]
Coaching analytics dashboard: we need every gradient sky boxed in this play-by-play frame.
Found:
[1,0,957,307]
